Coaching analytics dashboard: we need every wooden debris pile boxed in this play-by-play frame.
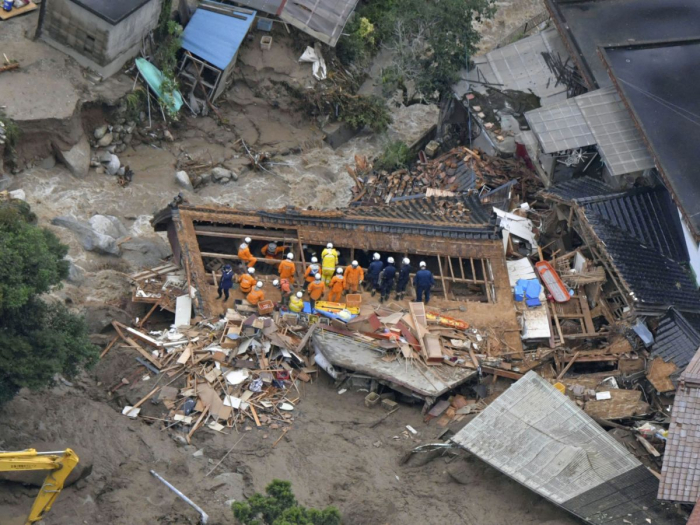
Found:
[108,307,317,443]
[130,263,186,313]
[347,146,541,204]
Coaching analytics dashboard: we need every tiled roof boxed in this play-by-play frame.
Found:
[659,347,700,502]
[652,309,700,372]
[583,213,700,313]
[541,177,617,203]
[525,98,596,154]
[582,187,688,263]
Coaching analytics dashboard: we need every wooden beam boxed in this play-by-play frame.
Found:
[481,366,523,380]
[437,255,449,299]
[556,351,580,380]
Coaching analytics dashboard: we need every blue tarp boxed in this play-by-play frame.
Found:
[515,279,542,307]
[181,6,256,70]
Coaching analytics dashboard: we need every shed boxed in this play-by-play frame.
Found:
[42,0,162,77]
[178,3,256,102]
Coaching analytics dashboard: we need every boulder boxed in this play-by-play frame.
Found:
[104,154,120,175]
[199,172,212,184]
[120,237,171,269]
[88,215,128,240]
[94,125,108,140]
[51,216,121,256]
[97,132,113,147]
[54,135,91,178]
[175,170,193,191]
[8,189,25,201]
[67,261,85,284]
[212,166,237,182]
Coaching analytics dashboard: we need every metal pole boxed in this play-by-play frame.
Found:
[150,470,209,524]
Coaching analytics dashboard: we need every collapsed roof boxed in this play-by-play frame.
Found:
[452,371,683,524]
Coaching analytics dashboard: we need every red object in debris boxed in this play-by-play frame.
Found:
[535,261,571,303]
[276,370,291,381]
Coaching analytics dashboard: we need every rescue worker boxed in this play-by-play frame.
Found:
[217,264,234,302]
[289,291,304,313]
[395,258,412,300]
[378,257,396,303]
[366,253,383,295]
[321,243,338,285]
[278,252,296,284]
[237,267,257,295]
[414,261,435,304]
[238,239,257,268]
[344,260,364,294]
[328,268,345,303]
[247,281,265,305]
[273,278,293,308]
[304,257,320,290]
[261,242,286,260]
[307,273,325,312]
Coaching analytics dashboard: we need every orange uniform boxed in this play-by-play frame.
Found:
[278,259,296,283]
[238,246,257,268]
[305,264,320,284]
[261,243,285,260]
[238,273,257,294]
[247,288,265,305]
[344,265,364,292]
[328,275,345,302]
[307,281,325,301]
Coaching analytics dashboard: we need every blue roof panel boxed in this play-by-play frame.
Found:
[181,7,256,70]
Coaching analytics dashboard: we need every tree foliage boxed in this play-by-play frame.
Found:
[232,480,341,525]
[0,200,98,404]
[375,140,412,171]
[339,0,495,100]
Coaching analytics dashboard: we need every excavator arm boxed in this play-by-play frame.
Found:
[0,448,79,524]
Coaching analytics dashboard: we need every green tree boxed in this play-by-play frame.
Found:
[232,480,341,525]
[0,200,98,404]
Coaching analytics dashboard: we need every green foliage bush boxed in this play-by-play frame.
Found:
[0,200,98,404]
[232,480,341,525]
[375,140,412,171]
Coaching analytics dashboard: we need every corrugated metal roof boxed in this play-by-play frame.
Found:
[279,0,359,47]
[452,372,682,524]
[658,347,700,502]
[574,87,655,176]
[651,308,700,372]
[485,28,570,104]
[181,7,256,69]
[525,98,597,154]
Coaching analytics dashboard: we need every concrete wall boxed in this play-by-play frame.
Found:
[45,0,161,77]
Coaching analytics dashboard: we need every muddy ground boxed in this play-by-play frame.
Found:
[0,1,581,524]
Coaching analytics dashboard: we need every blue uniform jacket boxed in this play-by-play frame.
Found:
[220,269,234,290]
[381,264,396,284]
[414,269,434,289]
[367,260,383,280]
[397,264,412,285]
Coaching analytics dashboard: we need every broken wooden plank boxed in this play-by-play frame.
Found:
[646,357,677,393]
[481,366,523,380]
[636,434,661,457]
[556,351,580,380]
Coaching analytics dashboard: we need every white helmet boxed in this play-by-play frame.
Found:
[311,256,318,263]
[403,257,410,265]
[256,281,263,288]
[373,253,380,261]
[337,267,343,274]
[286,252,294,260]
[419,261,426,268]
[315,273,322,280]
[244,237,252,244]
[387,257,395,264]
[296,291,303,298]
[327,243,333,249]
[351,260,358,267]
[240,243,248,249]
[248,267,256,274]
[273,279,280,287]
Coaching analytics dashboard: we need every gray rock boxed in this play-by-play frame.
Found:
[67,262,85,284]
[192,449,205,458]
[8,189,25,201]
[98,150,113,163]
[123,133,133,145]
[54,135,91,178]
[199,172,212,184]
[97,132,113,147]
[40,155,56,170]
[51,216,121,256]
[113,124,124,133]
[212,167,235,182]
[88,214,128,239]
[94,125,108,140]
[120,237,171,269]
[104,154,120,176]
[163,130,174,142]
[175,170,193,191]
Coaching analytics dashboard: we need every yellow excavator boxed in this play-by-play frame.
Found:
[0,448,79,524]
